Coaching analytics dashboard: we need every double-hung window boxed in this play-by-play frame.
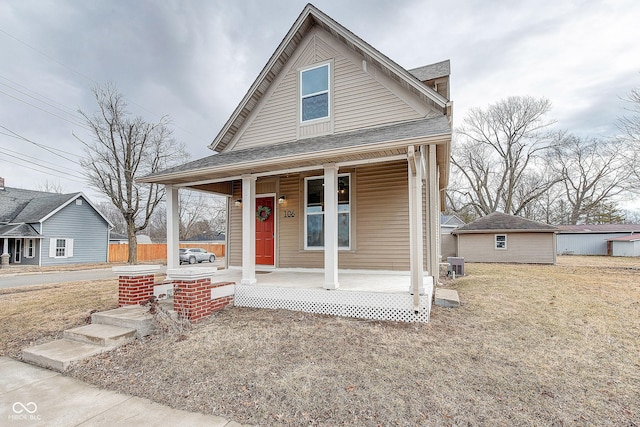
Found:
[305,174,350,249]
[300,63,330,122]
[49,238,74,258]
[495,234,507,250]
[25,239,35,258]
[56,239,67,257]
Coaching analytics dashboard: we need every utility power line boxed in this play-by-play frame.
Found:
[0,27,209,143]
[0,154,85,184]
[0,125,83,164]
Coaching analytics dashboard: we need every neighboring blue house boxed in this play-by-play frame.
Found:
[0,178,111,266]
[441,214,465,258]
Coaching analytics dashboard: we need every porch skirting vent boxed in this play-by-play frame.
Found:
[234,285,432,323]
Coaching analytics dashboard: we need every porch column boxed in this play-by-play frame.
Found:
[0,238,9,267]
[408,147,424,299]
[241,175,257,285]
[427,144,439,278]
[323,164,339,289]
[166,185,180,270]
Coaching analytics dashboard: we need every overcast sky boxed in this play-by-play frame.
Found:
[1,0,639,206]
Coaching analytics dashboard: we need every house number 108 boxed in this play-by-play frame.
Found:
[284,210,296,218]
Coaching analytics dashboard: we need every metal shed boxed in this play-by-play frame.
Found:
[556,225,640,255]
[607,235,640,257]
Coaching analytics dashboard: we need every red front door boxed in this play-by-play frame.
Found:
[255,197,275,265]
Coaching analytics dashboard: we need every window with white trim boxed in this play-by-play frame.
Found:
[495,234,507,250]
[300,63,330,122]
[25,239,35,258]
[49,238,74,258]
[304,174,350,250]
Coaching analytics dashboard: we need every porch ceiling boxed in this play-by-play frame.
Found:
[139,116,451,189]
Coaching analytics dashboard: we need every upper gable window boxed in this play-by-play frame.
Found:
[300,64,330,122]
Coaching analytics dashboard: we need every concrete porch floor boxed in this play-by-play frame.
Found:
[210,268,426,294]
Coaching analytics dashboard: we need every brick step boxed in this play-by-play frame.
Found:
[22,339,108,372]
[63,324,136,347]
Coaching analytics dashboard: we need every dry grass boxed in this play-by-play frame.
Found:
[0,262,121,276]
[0,279,119,358]
[2,256,639,425]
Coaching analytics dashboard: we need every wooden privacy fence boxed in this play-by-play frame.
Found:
[109,243,226,263]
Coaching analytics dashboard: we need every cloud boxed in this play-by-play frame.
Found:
[1,0,639,200]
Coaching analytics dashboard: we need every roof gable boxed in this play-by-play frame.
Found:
[209,3,449,153]
[409,60,451,82]
[13,193,78,223]
[0,187,112,227]
[227,26,439,152]
[0,223,41,238]
[453,212,557,234]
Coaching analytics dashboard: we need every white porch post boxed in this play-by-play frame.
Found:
[428,144,439,277]
[241,175,257,285]
[323,164,339,289]
[1,238,8,255]
[166,185,180,270]
[408,147,424,300]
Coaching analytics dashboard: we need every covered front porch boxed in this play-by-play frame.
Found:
[140,118,451,323]
[170,267,434,323]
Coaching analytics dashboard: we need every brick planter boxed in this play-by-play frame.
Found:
[167,268,234,322]
[112,265,162,307]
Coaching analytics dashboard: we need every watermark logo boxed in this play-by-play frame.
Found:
[12,402,37,414]
[8,401,41,421]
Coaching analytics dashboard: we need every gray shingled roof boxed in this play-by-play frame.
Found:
[409,60,451,82]
[0,187,49,223]
[0,187,79,224]
[142,116,451,182]
[556,224,640,233]
[0,223,42,238]
[452,212,557,234]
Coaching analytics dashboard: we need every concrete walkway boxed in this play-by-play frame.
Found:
[0,357,249,426]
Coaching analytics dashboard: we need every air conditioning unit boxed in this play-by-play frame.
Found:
[447,257,464,277]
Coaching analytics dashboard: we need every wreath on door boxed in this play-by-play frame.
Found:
[256,205,272,221]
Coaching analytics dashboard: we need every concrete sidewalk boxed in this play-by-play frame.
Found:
[0,357,249,426]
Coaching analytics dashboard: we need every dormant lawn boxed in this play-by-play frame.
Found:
[1,256,638,426]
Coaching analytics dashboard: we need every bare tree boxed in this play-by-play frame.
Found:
[96,201,127,235]
[147,192,227,242]
[548,134,631,224]
[618,84,640,186]
[36,180,64,193]
[451,96,558,217]
[77,83,187,263]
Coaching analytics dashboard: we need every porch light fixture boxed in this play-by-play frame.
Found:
[338,181,347,194]
[234,199,242,207]
[278,195,286,204]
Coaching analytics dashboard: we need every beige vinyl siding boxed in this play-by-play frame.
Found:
[228,180,243,266]
[457,232,556,264]
[229,161,413,270]
[333,56,422,133]
[234,70,298,149]
[278,161,410,270]
[232,27,428,150]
